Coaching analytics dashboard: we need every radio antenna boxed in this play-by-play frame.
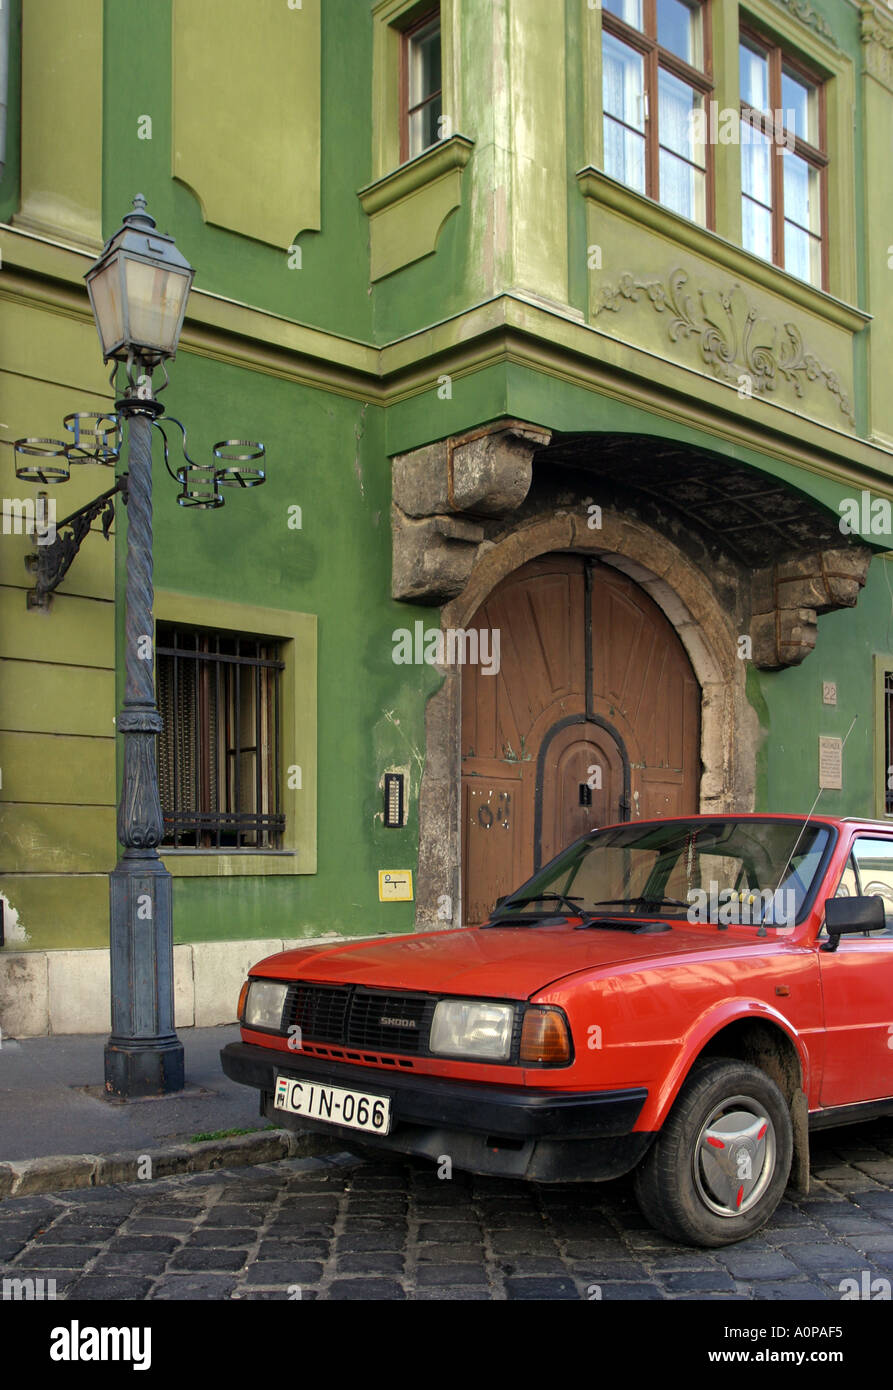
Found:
[761,715,858,935]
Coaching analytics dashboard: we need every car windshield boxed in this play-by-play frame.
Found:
[491,818,833,930]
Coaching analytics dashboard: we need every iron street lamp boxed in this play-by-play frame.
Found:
[15,195,266,1096]
[87,194,193,1097]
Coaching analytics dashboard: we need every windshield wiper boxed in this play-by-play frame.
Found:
[582,896,689,911]
[495,892,584,916]
[487,891,587,925]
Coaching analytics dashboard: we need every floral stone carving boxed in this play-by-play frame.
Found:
[596,268,854,423]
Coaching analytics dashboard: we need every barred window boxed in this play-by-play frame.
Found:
[156,624,285,850]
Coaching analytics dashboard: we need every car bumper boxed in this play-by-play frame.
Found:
[220,1041,654,1182]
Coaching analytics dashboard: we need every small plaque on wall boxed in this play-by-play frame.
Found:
[819,736,843,790]
[378,871,413,902]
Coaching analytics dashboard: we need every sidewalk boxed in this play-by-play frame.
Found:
[0,1026,341,1196]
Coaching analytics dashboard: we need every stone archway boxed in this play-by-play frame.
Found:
[414,508,758,930]
[393,420,871,930]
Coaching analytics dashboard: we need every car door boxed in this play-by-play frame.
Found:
[819,835,893,1107]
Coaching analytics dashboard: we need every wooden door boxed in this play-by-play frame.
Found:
[461,555,701,925]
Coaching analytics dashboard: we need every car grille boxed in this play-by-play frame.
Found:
[281,983,436,1056]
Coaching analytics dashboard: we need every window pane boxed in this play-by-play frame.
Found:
[741,126,771,206]
[604,115,646,191]
[852,839,893,932]
[602,32,645,129]
[742,195,772,261]
[409,20,440,110]
[657,0,702,68]
[409,96,442,157]
[603,0,643,29]
[782,67,819,146]
[659,68,705,167]
[740,40,769,112]
[659,148,706,223]
[784,220,821,285]
[783,153,821,233]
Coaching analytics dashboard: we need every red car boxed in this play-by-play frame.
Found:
[221,814,893,1246]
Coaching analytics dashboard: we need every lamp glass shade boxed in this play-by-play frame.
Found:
[124,257,192,359]
[86,257,126,362]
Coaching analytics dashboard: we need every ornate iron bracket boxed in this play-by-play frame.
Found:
[14,380,266,611]
[26,477,128,610]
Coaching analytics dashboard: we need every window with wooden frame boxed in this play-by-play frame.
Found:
[401,7,442,162]
[156,624,285,851]
[601,0,712,227]
[739,30,827,289]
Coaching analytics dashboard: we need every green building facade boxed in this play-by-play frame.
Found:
[2,0,893,1035]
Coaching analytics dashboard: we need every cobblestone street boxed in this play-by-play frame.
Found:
[1,1120,891,1302]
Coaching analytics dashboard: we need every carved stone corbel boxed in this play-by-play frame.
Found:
[391,419,550,602]
[750,546,872,668]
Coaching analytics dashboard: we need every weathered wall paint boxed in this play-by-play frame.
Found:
[2,0,893,966]
[757,554,893,816]
[171,0,321,249]
[0,287,117,951]
[19,0,103,245]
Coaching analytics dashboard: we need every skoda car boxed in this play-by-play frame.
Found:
[221,814,893,1246]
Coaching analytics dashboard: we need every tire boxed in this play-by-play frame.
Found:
[633,1057,793,1248]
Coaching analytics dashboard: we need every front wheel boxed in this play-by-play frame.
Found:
[634,1058,793,1247]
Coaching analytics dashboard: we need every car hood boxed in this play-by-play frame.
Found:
[249,921,747,999]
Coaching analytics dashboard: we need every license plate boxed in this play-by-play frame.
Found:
[273,1074,392,1135]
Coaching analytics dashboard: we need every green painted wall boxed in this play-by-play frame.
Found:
[102,0,374,343]
[0,291,118,953]
[119,348,441,944]
[757,553,893,817]
[0,0,21,224]
[4,0,893,964]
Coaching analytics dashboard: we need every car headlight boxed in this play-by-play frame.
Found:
[242,979,289,1030]
[429,999,514,1061]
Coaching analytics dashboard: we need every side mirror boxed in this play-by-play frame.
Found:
[821,895,886,952]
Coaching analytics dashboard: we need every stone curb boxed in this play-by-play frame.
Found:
[0,1129,344,1200]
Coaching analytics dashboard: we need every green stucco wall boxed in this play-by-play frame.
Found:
[756,553,893,818]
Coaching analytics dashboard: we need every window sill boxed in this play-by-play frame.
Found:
[358,134,474,281]
[160,850,300,878]
[576,166,869,335]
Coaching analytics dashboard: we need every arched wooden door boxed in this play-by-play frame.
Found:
[460,555,701,925]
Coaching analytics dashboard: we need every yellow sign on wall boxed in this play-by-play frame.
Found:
[378,870,413,902]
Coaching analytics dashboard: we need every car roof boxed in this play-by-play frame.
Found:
[590,812,893,834]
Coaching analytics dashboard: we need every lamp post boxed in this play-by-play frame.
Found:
[14,194,265,1095]
[85,195,195,1097]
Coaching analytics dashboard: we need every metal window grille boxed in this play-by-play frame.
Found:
[156,624,285,849]
[886,672,893,815]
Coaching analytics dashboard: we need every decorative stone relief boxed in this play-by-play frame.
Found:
[862,2,893,90]
[750,547,872,668]
[596,269,855,422]
[391,421,551,603]
[769,0,837,46]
